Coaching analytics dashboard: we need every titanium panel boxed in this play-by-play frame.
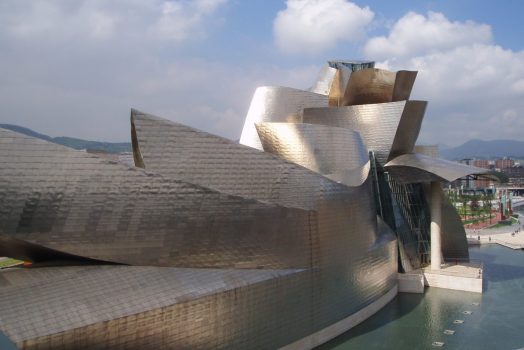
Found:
[132,110,353,210]
[1,55,421,347]
[328,65,352,107]
[389,101,427,160]
[0,127,314,269]
[1,112,398,349]
[385,153,491,184]
[255,122,370,186]
[0,266,310,349]
[131,110,397,333]
[342,69,417,106]
[310,64,337,95]
[303,100,427,165]
[239,87,328,150]
[392,70,418,102]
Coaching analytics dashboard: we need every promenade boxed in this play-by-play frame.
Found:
[466,213,524,249]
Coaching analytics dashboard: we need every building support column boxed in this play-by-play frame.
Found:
[430,181,442,270]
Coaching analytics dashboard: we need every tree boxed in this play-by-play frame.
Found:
[470,195,480,219]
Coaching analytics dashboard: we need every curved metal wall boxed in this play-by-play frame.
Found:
[255,122,368,175]
[385,153,490,183]
[0,116,398,349]
[342,69,417,106]
[0,56,473,349]
[239,86,328,150]
[0,128,315,269]
[303,100,427,165]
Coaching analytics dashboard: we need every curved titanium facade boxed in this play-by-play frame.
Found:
[310,64,338,95]
[303,100,427,165]
[385,153,491,183]
[0,56,475,349]
[0,111,397,349]
[342,68,417,106]
[239,86,328,150]
[255,122,370,187]
[0,266,311,349]
[0,128,316,269]
[131,110,357,210]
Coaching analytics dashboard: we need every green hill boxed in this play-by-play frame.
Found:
[0,124,131,153]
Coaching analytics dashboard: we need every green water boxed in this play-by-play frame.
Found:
[318,244,524,350]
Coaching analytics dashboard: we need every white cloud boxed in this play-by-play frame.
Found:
[0,0,237,142]
[149,0,227,41]
[0,0,319,142]
[273,0,374,55]
[1,0,226,44]
[364,11,492,61]
[366,12,524,145]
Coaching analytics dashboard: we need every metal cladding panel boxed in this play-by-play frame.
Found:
[0,108,399,349]
[392,70,418,102]
[0,266,312,349]
[255,122,370,187]
[303,100,421,165]
[328,66,352,107]
[0,128,314,269]
[131,111,384,251]
[310,64,337,95]
[255,122,368,174]
[342,69,417,106]
[306,180,397,328]
[389,101,427,161]
[343,68,396,106]
[239,86,328,150]
[132,110,352,211]
[385,153,491,184]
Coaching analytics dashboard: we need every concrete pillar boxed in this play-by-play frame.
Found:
[431,181,442,270]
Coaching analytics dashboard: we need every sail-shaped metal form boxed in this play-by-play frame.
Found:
[303,100,427,165]
[342,68,417,106]
[385,153,491,183]
[239,87,327,150]
[255,122,370,186]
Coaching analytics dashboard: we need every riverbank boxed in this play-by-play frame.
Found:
[466,213,523,249]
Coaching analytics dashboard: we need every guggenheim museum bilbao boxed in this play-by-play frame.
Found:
[0,60,489,349]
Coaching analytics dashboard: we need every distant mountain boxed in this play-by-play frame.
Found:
[0,124,131,153]
[441,139,524,160]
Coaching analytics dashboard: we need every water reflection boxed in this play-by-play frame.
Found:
[318,244,524,350]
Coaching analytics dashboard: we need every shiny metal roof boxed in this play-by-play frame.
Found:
[385,153,492,183]
[0,266,303,343]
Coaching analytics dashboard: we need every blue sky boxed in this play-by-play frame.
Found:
[1,0,523,146]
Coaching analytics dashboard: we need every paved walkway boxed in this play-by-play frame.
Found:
[422,263,482,278]
[466,213,524,249]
